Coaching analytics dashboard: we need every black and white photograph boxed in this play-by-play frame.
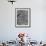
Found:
[15,8,31,28]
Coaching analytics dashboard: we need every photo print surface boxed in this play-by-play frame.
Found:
[15,8,31,28]
[17,10,28,25]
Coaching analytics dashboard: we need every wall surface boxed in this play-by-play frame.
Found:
[0,0,46,42]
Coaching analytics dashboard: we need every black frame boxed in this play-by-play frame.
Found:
[15,8,31,28]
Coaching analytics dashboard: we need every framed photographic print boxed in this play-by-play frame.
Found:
[15,8,31,28]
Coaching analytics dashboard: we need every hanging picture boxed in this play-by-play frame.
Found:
[15,8,31,28]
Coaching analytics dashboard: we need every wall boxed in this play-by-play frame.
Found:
[0,0,46,42]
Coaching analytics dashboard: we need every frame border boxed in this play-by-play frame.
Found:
[15,8,31,28]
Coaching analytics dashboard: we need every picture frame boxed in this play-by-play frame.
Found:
[15,8,31,28]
